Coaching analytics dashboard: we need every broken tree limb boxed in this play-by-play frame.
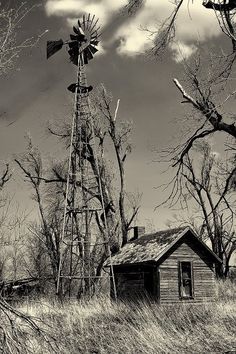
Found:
[173,78,236,139]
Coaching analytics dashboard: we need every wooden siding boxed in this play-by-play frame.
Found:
[159,238,216,304]
[115,272,144,298]
[113,264,157,300]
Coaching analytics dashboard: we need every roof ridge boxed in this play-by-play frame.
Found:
[138,225,189,239]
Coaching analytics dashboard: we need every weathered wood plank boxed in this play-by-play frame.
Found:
[159,238,216,304]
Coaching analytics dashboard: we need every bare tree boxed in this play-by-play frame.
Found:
[15,141,61,289]
[15,87,140,295]
[48,84,141,249]
[0,3,58,344]
[0,171,12,284]
[93,85,141,246]
[159,2,236,162]
[125,0,236,156]
[0,0,44,209]
[0,1,45,270]
[132,2,236,260]
[169,142,236,277]
[23,223,54,293]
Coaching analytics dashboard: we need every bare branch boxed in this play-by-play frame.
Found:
[0,2,47,75]
[0,164,11,189]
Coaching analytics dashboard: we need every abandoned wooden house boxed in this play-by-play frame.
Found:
[108,226,221,303]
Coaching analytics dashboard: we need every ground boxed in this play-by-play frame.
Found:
[0,280,235,354]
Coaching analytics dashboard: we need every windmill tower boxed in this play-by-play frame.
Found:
[47,15,116,299]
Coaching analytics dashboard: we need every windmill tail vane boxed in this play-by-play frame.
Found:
[46,39,64,59]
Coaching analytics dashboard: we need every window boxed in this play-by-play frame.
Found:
[179,261,194,299]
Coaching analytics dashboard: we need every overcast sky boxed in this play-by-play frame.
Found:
[0,0,228,230]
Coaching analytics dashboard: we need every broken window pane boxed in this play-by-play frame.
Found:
[179,261,193,298]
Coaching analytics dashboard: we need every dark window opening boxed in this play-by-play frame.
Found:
[179,261,193,299]
[144,271,154,295]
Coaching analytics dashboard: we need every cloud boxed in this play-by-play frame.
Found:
[45,0,127,26]
[114,0,221,60]
[170,42,198,63]
[45,0,222,61]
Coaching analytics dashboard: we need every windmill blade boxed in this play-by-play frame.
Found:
[47,39,64,59]
[73,26,79,34]
[90,40,99,46]
[84,47,94,62]
[88,44,98,54]
[70,57,79,65]
[91,32,98,40]
[70,56,79,65]
[68,41,78,49]
[70,33,86,42]
[73,22,85,42]
[92,31,102,41]
[82,14,86,31]
[70,34,78,41]
[86,13,91,30]
[91,26,101,38]
[88,14,95,31]
[76,25,85,36]
[68,47,79,65]
[90,18,99,35]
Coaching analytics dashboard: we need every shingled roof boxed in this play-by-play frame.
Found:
[108,226,221,266]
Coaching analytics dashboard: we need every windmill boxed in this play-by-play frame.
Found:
[47,15,116,299]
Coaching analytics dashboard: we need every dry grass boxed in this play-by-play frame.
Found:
[215,279,236,302]
[1,280,236,354]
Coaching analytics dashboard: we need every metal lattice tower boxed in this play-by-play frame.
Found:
[47,15,117,299]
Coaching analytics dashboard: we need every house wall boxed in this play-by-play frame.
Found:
[159,237,216,304]
[113,264,157,300]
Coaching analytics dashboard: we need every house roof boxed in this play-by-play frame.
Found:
[108,226,222,266]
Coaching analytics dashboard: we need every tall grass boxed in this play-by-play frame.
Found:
[215,279,236,302]
[1,280,236,354]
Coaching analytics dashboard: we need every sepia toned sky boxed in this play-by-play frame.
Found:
[0,0,227,230]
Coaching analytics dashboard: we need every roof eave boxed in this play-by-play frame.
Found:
[187,227,222,263]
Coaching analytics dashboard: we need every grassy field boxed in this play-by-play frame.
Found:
[0,280,235,354]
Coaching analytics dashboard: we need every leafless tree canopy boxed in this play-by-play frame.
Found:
[0,2,44,76]
[93,85,141,246]
[182,143,235,276]
[124,1,236,166]
[123,1,236,273]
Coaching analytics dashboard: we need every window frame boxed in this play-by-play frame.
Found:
[179,261,194,299]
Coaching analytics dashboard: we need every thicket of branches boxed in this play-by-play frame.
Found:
[14,85,140,297]
[127,0,236,275]
[0,2,45,75]
[0,2,53,349]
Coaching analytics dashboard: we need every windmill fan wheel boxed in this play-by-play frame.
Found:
[68,14,100,65]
